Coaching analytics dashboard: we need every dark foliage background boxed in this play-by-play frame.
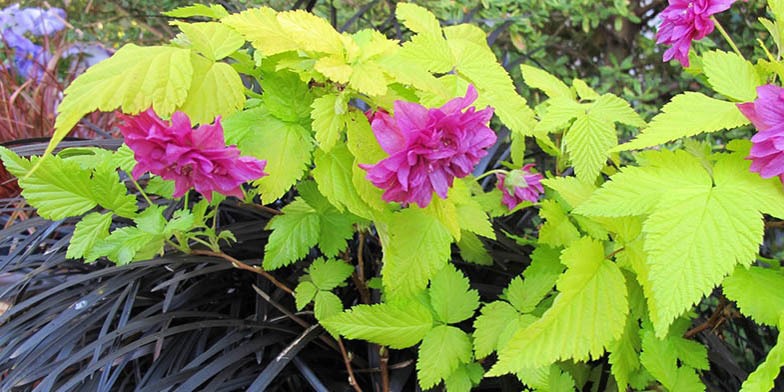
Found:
[0,0,782,391]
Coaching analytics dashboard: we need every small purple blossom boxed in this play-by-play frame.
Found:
[119,109,268,201]
[0,4,65,80]
[736,85,784,184]
[656,0,738,67]
[359,85,497,208]
[496,164,544,210]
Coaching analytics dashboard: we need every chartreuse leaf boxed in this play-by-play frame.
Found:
[322,300,434,349]
[313,144,377,219]
[177,54,244,124]
[444,362,484,392]
[614,92,749,151]
[345,110,390,213]
[723,265,784,326]
[576,150,784,337]
[473,301,519,359]
[639,329,704,392]
[564,113,616,182]
[222,7,298,56]
[53,45,192,156]
[701,50,761,102]
[590,94,646,128]
[608,277,644,390]
[396,3,442,35]
[261,70,313,123]
[311,94,348,152]
[276,10,345,55]
[314,291,343,321]
[294,281,318,311]
[417,325,473,389]
[381,208,453,299]
[91,227,162,264]
[489,237,628,374]
[506,245,565,313]
[573,78,600,100]
[423,197,461,241]
[542,176,597,209]
[520,64,572,99]
[0,148,135,220]
[740,314,784,392]
[457,232,492,265]
[225,108,313,204]
[309,258,354,291]
[445,25,535,136]
[428,265,480,324]
[163,4,228,19]
[262,199,320,269]
[175,22,244,61]
[538,200,580,247]
[67,212,112,261]
[534,98,584,133]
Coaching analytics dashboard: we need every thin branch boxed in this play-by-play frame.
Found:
[684,297,729,338]
[355,230,371,304]
[379,346,390,392]
[192,250,293,296]
[607,247,626,259]
[337,337,362,392]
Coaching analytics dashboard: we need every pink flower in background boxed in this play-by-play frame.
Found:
[737,85,784,184]
[656,0,738,66]
[496,164,544,210]
[119,109,267,201]
[360,85,496,208]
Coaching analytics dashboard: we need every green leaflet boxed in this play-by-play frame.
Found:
[614,92,749,151]
[701,50,761,102]
[538,199,580,247]
[175,22,244,61]
[417,325,473,389]
[490,237,628,374]
[177,54,244,125]
[740,315,784,392]
[312,144,376,220]
[520,64,573,99]
[576,150,784,337]
[321,301,434,349]
[723,265,784,326]
[311,94,348,152]
[428,264,480,324]
[66,212,112,261]
[309,258,355,291]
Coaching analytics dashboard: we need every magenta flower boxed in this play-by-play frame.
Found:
[496,164,544,210]
[656,0,738,67]
[359,85,496,208]
[118,109,268,201]
[737,85,784,184]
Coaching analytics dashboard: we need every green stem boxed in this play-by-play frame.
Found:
[475,169,508,181]
[128,174,154,206]
[244,88,264,100]
[711,16,744,59]
[166,238,189,253]
[190,236,219,252]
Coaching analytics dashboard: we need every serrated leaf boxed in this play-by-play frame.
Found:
[294,281,318,311]
[163,4,228,19]
[457,231,492,265]
[723,265,784,326]
[534,98,584,133]
[310,258,355,291]
[740,314,784,392]
[639,329,704,391]
[590,94,646,127]
[145,176,174,198]
[53,45,192,154]
[311,94,347,152]
[424,197,461,241]
[444,363,480,392]
[507,245,565,313]
[227,109,312,204]
[417,325,473,389]
[314,291,344,321]
[176,22,244,61]
[67,212,112,261]
[455,198,495,239]
[312,144,374,219]
[381,208,453,299]
[262,70,313,123]
[473,301,519,358]
[542,176,597,210]
[177,55,244,124]
[490,237,628,374]
[322,301,433,349]
[399,33,455,75]
[222,7,298,56]
[91,167,137,218]
[429,264,480,324]
[91,226,163,264]
[670,336,709,370]
[318,209,357,257]
[564,112,616,182]
[349,61,389,96]
[614,93,749,151]
[538,200,580,247]
[396,3,442,35]
[262,198,320,270]
[702,50,761,102]
[576,150,781,337]
[276,10,344,55]
[608,279,642,390]
[573,78,599,100]
[520,64,572,99]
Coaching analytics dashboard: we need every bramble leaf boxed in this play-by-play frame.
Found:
[322,301,434,349]
[314,291,344,321]
[429,265,480,324]
[506,245,564,313]
[294,281,318,311]
[538,200,580,247]
[67,212,112,261]
[176,22,244,61]
[177,55,244,124]
[473,301,519,359]
[163,4,228,19]
[702,50,761,102]
[417,325,473,389]
[520,64,572,99]
[490,237,628,374]
[740,315,784,392]
[312,144,375,219]
[310,258,355,291]
[723,265,784,326]
[262,199,320,269]
[311,94,348,152]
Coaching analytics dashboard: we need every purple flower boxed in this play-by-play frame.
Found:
[736,85,784,184]
[359,85,497,208]
[656,0,738,67]
[496,164,544,210]
[119,109,268,201]
[13,43,50,80]
[18,7,66,36]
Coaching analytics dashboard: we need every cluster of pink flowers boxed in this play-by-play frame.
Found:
[118,109,267,201]
[360,85,497,208]
[737,85,784,184]
[496,164,544,210]
[656,0,740,66]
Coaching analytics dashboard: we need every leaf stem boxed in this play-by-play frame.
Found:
[475,169,508,181]
[711,16,744,59]
[191,249,294,296]
[337,337,362,392]
[128,174,153,206]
